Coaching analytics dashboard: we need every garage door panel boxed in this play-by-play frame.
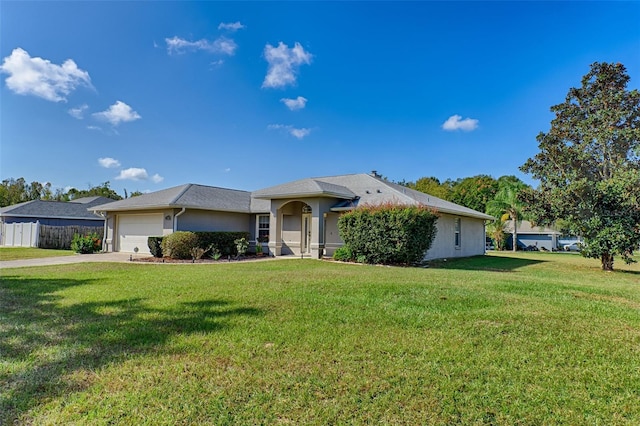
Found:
[118,214,163,254]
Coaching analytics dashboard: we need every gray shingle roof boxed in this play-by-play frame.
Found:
[504,220,560,235]
[0,197,114,220]
[92,184,269,214]
[88,174,495,220]
[260,173,494,220]
[252,178,355,199]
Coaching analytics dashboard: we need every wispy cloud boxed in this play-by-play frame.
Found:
[268,124,312,140]
[165,36,237,56]
[0,47,92,102]
[68,104,89,119]
[93,101,141,126]
[151,173,164,183]
[87,125,102,131]
[262,42,312,89]
[281,96,308,111]
[442,114,479,132]
[98,157,121,168]
[218,21,245,32]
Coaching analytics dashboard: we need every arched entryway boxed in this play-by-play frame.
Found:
[276,201,313,256]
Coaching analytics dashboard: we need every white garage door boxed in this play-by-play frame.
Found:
[117,214,163,254]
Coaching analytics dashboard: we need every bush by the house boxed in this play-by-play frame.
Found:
[333,246,353,262]
[71,232,102,254]
[195,231,250,257]
[337,203,438,265]
[161,231,199,260]
[147,236,164,258]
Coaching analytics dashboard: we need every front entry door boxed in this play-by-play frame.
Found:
[302,213,312,254]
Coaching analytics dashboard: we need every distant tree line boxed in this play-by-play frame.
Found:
[397,174,530,214]
[0,178,143,207]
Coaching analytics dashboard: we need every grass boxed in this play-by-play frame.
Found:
[1,252,639,424]
[0,247,73,261]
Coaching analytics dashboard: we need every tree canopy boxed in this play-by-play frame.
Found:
[0,179,123,207]
[520,62,640,270]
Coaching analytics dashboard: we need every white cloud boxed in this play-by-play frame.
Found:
[0,47,92,102]
[93,101,141,126]
[98,157,121,168]
[151,173,164,183]
[218,21,245,31]
[116,168,148,181]
[87,125,102,131]
[262,42,312,89]
[268,124,311,140]
[224,168,231,173]
[281,96,307,111]
[165,36,237,55]
[442,114,479,131]
[68,104,89,119]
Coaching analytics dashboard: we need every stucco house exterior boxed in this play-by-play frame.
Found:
[92,172,494,259]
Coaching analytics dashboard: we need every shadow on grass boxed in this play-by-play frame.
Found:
[0,275,263,424]
[428,254,546,272]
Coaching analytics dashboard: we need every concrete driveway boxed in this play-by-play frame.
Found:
[0,252,133,269]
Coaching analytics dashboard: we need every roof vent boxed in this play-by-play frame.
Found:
[365,190,371,194]
[370,170,381,178]
[377,189,382,193]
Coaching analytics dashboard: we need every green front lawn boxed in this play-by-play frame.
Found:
[0,247,74,261]
[1,253,639,424]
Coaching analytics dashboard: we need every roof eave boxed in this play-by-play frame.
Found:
[254,191,353,200]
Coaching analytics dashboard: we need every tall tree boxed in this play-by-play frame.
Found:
[449,175,499,213]
[520,62,640,271]
[486,179,528,252]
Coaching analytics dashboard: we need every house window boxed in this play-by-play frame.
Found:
[454,218,461,248]
[257,215,270,243]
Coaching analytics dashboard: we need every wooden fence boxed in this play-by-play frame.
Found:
[38,225,104,249]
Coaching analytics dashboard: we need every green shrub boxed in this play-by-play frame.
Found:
[333,246,353,262]
[161,231,199,259]
[147,236,164,258]
[338,203,438,265]
[71,232,102,254]
[195,232,250,256]
[235,237,249,257]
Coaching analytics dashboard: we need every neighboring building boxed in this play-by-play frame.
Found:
[503,220,562,251]
[0,196,113,247]
[0,196,113,226]
[93,172,494,259]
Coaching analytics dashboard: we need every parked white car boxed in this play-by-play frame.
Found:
[563,242,582,252]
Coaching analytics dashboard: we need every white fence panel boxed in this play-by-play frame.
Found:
[1,222,39,247]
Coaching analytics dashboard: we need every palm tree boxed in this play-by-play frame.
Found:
[486,219,507,251]
[486,180,527,252]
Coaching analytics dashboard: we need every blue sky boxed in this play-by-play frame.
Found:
[2,1,639,195]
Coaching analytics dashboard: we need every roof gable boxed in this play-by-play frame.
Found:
[92,184,260,213]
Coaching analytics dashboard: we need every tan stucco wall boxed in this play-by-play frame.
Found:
[177,210,251,232]
[424,214,486,260]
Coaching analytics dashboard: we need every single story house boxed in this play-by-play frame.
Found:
[92,172,494,259]
[0,196,113,247]
[503,220,562,251]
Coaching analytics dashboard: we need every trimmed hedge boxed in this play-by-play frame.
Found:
[148,236,164,258]
[161,231,199,259]
[151,231,251,259]
[337,203,438,265]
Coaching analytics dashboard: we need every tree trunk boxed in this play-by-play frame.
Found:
[601,253,614,271]
[512,218,518,252]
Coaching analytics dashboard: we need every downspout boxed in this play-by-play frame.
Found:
[173,208,186,232]
[92,210,108,252]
